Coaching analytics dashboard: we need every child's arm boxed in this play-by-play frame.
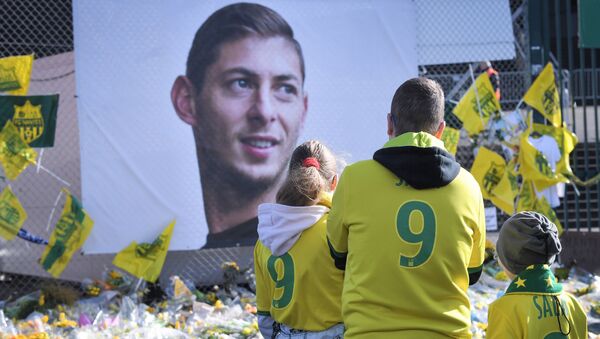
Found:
[254,243,274,338]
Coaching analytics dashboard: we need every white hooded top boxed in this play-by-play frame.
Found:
[257,203,330,256]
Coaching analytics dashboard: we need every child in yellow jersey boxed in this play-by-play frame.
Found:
[488,211,588,338]
[254,140,344,339]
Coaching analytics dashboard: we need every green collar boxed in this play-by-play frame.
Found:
[505,264,562,295]
[384,132,447,150]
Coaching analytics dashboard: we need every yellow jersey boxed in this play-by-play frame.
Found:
[327,132,486,338]
[255,199,344,331]
[487,264,588,339]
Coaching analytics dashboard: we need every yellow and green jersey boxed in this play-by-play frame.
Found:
[327,132,486,338]
[487,265,588,339]
[254,203,344,331]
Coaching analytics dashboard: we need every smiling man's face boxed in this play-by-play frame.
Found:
[192,35,307,185]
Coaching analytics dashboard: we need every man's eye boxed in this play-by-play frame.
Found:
[233,79,250,89]
[278,84,297,96]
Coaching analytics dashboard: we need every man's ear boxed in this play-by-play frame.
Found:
[301,92,308,124]
[330,174,338,191]
[171,75,198,126]
[387,113,394,138]
[434,120,446,139]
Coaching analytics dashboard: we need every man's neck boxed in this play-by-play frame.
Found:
[199,167,283,234]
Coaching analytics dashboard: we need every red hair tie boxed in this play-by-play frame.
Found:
[302,157,320,169]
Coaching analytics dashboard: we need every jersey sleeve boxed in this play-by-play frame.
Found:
[468,192,486,273]
[487,302,518,339]
[327,170,349,270]
[566,293,589,339]
[254,243,271,315]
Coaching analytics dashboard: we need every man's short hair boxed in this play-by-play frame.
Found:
[186,2,305,92]
[390,77,445,136]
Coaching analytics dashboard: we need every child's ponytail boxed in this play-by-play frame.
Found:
[276,140,337,206]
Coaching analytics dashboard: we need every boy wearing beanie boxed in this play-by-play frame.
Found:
[487,211,588,338]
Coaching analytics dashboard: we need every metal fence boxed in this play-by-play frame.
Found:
[0,0,598,299]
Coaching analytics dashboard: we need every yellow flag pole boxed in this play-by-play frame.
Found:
[468,64,485,129]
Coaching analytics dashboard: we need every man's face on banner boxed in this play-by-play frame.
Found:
[194,36,307,185]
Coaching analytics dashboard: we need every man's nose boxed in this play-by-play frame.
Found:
[248,86,276,125]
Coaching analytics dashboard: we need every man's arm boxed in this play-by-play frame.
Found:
[327,170,350,270]
[468,192,486,285]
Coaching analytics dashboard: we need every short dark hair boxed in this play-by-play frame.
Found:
[186,2,305,92]
[390,77,445,136]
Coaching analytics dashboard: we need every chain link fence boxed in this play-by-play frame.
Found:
[4,0,587,299]
[419,0,530,229]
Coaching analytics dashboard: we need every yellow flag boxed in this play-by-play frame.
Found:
[0,121,37,180]
[471,147,506,199]
[0,186,27,240]
[523,63,562,127]
[0,55,34,95]
[40,189,94,277]
[533,123,578,177]
[489,159,518,215]
[112,220,175,283]
[453,73,501,135]
[518,122,565,191]
[441,127,460,155]
[517,180,537,212]
[534,196,564,235]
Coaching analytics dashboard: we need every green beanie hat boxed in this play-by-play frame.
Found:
[496,211,562,275]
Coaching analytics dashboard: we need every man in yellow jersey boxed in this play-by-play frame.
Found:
[327,77,486,338]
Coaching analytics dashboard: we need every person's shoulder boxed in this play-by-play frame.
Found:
[451,167,483,195]
[343,159,383,173]
[562,291,588,312]
[489,293,519,312]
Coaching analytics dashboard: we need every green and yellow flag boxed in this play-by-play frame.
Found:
[40,190,94,278]
[523,63,562,127]
[441,127,460,156]
[453,73,501,135]
[0,54,34,95]
[112,220,175,283]
[0,95,59,147]
[0,121,37,181]
[0,186,27,241]
[532,122,578,177]
[518,115,566,191]
[489,159,519,215]
[471,147,506,199]
[534,196,564,235]
[517,179,537,212]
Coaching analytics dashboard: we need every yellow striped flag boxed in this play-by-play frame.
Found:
[40,190,94,277]
[453,73,501,135]
[523,63,562,127]
[112,220,175,283]
[0,186,27,240]
[441,127,460,156]
[0,54,34,95]
[0,121,37,181]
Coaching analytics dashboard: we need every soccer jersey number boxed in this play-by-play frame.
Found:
[267,253,295,308]
[396,201,436,268]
